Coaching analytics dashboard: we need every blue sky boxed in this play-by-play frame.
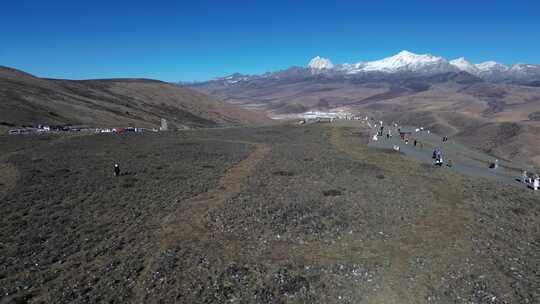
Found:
[1,0,539,81]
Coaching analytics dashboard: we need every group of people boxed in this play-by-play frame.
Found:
[432,147,453,167]
[373,121,426,150]
[401,133,424,148]
[377,125,385,137]
[370,120,454,167]
[522,171,540,190]
[432,148,444,166]
[366,118,538,192]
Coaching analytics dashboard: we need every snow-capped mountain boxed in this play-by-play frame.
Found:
[449,57,480,75]
[357,50,456,74]
[447,58,540,82]
[475,61,510,73]
[510,64,540,79]
[198,50,540,85]
[308,56,334,70]
[311,51,457,75]
[472,61,510,80]
[212,73,262,85]
[318,51,539,81]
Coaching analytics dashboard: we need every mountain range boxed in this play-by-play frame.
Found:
[189,51,540,169]
[308,50,540,82]
[198,51,540,86]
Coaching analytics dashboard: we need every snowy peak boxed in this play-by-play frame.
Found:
[450,57,479,75]
[201,50,540,89]
[361,50,452,73]
[392,50,440,63]
[470,61,510,80]
[308,56,334,70]
[475,61,509,72]
[508,63,540,79]
[511,63,539,70]
[303,51,539,81]
[324,50,457,75]
[216,51,540,85]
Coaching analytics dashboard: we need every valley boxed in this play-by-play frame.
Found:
[190,51,540,169]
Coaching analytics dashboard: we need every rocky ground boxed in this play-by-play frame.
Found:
[0,123,538,303]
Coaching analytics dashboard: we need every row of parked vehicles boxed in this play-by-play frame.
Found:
[8,126,147,135]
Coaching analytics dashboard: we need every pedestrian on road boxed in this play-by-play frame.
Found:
[522,170,528,183]
[438,153,444,166]
[114,164,120,177]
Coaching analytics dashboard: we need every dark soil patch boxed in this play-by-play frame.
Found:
[510,207,528,216]
[272,170,295,177]
[322,189,342,197]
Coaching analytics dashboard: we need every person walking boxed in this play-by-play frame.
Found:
[114,164,120,177]
[522,170,528,184]
[438,153,444,166]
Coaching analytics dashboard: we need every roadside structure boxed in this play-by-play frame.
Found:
[160,118,168,131]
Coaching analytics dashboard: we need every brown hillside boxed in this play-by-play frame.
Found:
[0,66,271,130]
[193,73,540,168]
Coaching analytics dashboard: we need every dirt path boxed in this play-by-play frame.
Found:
[134,141,270,302]
[159,142,270,244]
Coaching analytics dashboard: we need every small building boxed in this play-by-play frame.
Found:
[303,111,338,123]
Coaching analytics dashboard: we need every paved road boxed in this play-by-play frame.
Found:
[364,123,531,186]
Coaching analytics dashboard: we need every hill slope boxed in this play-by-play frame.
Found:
[1,123,538,303]
[0,66,271,130]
